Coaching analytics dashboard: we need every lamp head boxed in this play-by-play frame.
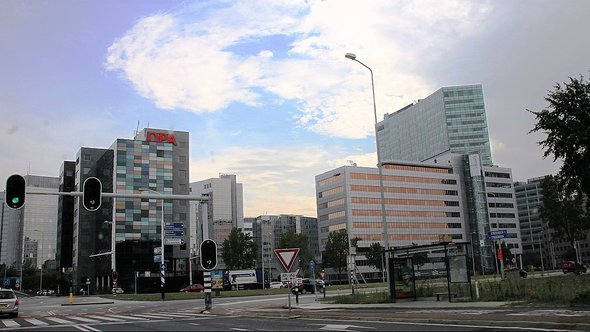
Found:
[345,53,356,60]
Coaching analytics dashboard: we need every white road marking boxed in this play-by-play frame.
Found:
[24,318,49,325]
[46,317,76,324]
[87,315,125,321]
[1,320,20,328]
[66,316,101,323]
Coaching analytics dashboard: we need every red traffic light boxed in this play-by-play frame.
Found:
[5,174,26,209]
[83,177,102,211]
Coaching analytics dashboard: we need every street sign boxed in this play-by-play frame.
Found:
[164,238,184,245]
[319,270,326,280]
[154,254,162,263]
[274,248,300,272]
[164,230,184,237]
[309,260,316,270]
[161,263,167,272]
[487,229,508,240]
[3,279,9,286]
[164,222,184,229]
[281,272,297,282]
[154,247,162,255]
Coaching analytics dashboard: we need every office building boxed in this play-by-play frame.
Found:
[0,175,59,286]
[57,128,191,293]
[189,174,244,269]
[377,84,493,166]
[315,153,522,281]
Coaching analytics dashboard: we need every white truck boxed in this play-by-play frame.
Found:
[227,270,258,290]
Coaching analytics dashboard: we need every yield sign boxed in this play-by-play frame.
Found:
[274,248,300,272]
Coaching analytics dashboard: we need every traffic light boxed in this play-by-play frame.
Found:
[5,174,26,209]
[83,177,102,211]
[200,239,217,271]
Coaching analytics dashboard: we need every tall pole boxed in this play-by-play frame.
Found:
[346,53,390,296]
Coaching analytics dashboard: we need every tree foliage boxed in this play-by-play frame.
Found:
[323,229,349,280]
[221,227,258,270]
[529,75,590,197]
[365,242,384,272]
[278,229,312,270]
[539,176,589,256]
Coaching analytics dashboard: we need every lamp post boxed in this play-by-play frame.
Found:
[33,229,44,292]
[345,52,390,295]
[139,188,165,300]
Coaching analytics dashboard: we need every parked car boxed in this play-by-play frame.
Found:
[111,287,124,294]
[269,281,284,289]
[561,261,587,274]
[0,289,19,318]
[291,278,324,294]
[180,284,204,293]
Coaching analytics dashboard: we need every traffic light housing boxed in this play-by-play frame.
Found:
[83,177,102,211]
[5,174,26,209]
[200,239,217,271]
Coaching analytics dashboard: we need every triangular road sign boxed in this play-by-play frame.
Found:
[274,248,300,272]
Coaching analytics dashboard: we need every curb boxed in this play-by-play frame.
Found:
[61,301,115,306]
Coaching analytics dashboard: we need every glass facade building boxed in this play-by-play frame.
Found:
[58,128,191,293]
[377,84,493,166]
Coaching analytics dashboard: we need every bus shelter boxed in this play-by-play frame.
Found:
[386,241,473,302]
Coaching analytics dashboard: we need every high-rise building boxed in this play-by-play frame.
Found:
[514,177,546,267]
[189,174,244,269]
[0,176,59,276]
[57,128,191,293]
[377,84,493,166]
[315,153,522,281]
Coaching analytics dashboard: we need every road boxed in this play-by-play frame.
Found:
[1,284,588,331]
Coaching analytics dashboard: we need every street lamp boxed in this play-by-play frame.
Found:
[139,188,165,300]
[103,220,115,288]
[33,229,44,293]
[345,52,391,296]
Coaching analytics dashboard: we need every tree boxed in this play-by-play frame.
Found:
[323,229,349,282]
[221,227,258,270]
[538,176,590,261]
[529,75,590,198]
[278,229,312,272]
[365,242,384,272]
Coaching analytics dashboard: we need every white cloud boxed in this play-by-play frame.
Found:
[106,0,494,139]
[190,145,376,217]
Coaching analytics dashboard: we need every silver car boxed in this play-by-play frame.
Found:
[0,289,19,318]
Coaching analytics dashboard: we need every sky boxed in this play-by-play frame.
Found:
[1,0,589,218]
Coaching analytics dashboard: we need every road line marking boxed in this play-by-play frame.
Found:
[25,318,49,326]
[66,316,101,323]
[87,315,125,321]
[80,325,101,332]
[1,320,20,328]
[147,312,195,318]
[129,313,167,319]
[108,314,148,320]
[46,317,76,324]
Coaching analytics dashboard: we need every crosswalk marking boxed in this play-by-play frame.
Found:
[24,318,49,326]
[129,313,169,319]
[143,312,195,318]
[108,314,148,320]
[46,317,76,324]
[2,320,20,328]
[66,316,101,323]
[0,310,215,329]
[87,315,125,321]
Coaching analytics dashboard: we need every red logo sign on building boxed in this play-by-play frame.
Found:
[274,248,300,272]
[146,131,177,145]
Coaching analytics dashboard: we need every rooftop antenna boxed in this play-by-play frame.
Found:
[135,120,140,137]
